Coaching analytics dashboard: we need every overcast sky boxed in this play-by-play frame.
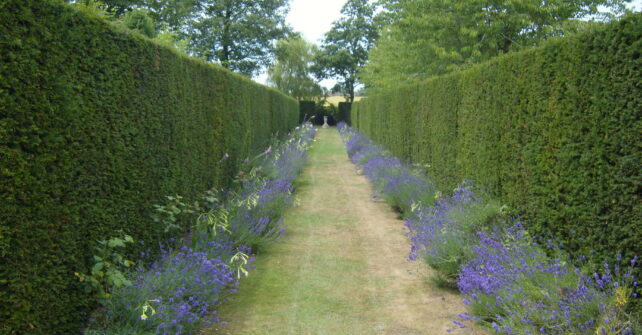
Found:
[289,0,347,43]
[255,0,346,87]
[255,0,642,87]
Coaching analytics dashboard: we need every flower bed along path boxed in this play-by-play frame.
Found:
[201,128,484,335]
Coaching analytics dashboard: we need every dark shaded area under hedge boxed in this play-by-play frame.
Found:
[337,102,351,126]
[352,14,641,272]
[0,1,298,334]
[298,100,345,126]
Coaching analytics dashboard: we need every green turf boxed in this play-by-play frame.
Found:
[202,129,385,335]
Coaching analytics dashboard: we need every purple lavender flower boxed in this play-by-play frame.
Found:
[337,124,639,335]
[89,123,317,334]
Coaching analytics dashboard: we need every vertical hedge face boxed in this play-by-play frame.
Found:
[353,14,641,270]
[337,102,351,125]
[0,1,298,334]
[299,100,315,123]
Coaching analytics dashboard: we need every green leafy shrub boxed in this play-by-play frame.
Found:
[120,9,156,38]
[74,234,136,302]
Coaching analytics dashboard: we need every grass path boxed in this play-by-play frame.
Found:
[202,128,483,335]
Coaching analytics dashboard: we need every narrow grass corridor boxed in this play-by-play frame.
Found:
[201,128,482,335]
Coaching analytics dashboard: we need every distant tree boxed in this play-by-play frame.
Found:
[314,0,379,102]
[184,0,291,77]
[362,0,630,91]
[68,1,158,39]
[68,0,292,77]
[67,0,137,17]
[268,36,322,100]
[142,0,198,32]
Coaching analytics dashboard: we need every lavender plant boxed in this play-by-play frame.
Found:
[337,123,638,334]
[93,241,243,335]
[84,123,316,335]
[458,225,637,334]
[338,122,436,215]
[225,123,316,252]
[406,183,506,288]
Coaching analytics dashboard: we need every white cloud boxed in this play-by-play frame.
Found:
[629,0,642,11]
[288,0,346,44]
[255,0,347,88]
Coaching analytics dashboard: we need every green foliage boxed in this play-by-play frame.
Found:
[141,0,197,32]
[150,195,197,233]
[152,30,189,53]
[299,101,316,123]
[353,14,642,271]
[362,0,630,92]
[424,199,507,288]
[68,0,114,18]
[337,102,352,125]
[314,0,379,102]
[229,250,250,279]
[194,191,230,240]
[185,0,291,76]
[268,36,322,101]
[150,190,230,244]
[74,234,136,302]
[120,9,157,38]
[0,1,298,333]
[67,0,137,17]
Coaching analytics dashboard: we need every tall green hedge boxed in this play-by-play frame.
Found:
[299,100,315,123]
[337,102,351,125]
[353,14,641,267]
[0,1,298,334]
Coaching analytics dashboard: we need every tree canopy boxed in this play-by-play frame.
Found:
[361,0,631,91]
[68,0,291,78]
[314,0,379,102]
[184,0,291,76]
[142,0,197,32]
[268,36,322,101]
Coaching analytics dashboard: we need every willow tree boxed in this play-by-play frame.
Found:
[268,37,322,101]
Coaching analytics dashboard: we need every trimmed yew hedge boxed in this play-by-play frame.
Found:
[0,1,297,333]
[299,100,315,123]
[353,14,641,269]
[337,102,351,125]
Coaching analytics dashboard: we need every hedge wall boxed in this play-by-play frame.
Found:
[299,100,315,123]
[337,102,351,125]
[352,15,641,268]
[0,1,298,334]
